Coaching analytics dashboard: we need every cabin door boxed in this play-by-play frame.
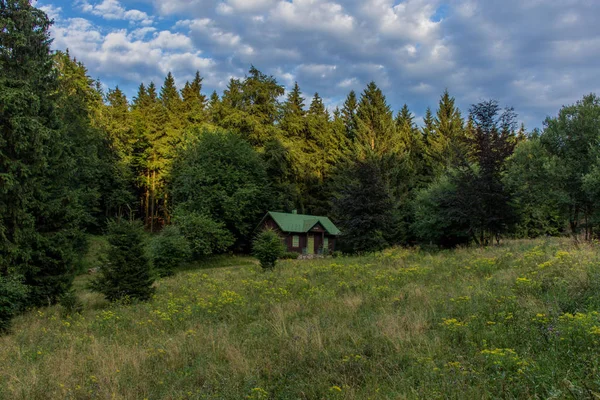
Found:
[307,234,315,255]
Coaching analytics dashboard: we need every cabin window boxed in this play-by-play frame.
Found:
[292,235,299,247]
[323,237,329,249]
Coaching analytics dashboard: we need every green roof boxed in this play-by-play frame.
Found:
[265,211,341,235]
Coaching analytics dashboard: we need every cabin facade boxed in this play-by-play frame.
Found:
[257,211,341,254]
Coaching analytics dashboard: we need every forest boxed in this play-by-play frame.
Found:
[2,1,600,328]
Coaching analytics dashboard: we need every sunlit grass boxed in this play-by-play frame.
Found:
[1,238,600,399]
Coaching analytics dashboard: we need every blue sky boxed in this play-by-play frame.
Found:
[37,0,600,129]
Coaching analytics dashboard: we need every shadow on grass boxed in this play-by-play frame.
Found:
[174,254,258,273]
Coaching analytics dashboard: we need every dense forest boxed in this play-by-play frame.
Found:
[2,2,600,325]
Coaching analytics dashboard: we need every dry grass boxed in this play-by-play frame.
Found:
[1,238,600,399]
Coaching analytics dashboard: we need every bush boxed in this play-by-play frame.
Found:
[59,289,83,317]
[411,175,471,248]
[174,208,235,258]
[149,225,191,277]
[253,229,285,270]
[279,251,299,260]
[90,220,155,302]
[0,275,29,333]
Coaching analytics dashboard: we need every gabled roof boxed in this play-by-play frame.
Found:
[263,211,341,235]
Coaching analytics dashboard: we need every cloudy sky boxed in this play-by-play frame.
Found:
[37,0,600,128]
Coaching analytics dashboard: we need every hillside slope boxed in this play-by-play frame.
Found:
[1,239,600,399]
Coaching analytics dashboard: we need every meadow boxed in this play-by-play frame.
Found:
[1,238,600,399]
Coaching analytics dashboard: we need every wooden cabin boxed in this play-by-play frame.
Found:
[257,211,341,254]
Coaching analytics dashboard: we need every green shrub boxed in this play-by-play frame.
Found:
[253,229,285,270]
[279,251,299,260]
[0,275,29,333]
[149,225,191,276]
[174,208,235,258]
[90,220,155,302]
[59,289,82,317]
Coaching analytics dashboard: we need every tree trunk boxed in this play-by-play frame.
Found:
[150,170,155,233]
[144,170,149,228]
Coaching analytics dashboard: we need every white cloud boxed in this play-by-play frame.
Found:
[43,0,600,128]
[79,0,154,25]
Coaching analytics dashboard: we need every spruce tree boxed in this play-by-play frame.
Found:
[422,107,435,142]
[333,155,395,253]
[354,82,397,154]
[280,82,306,138]
[90,220,154,302]
[0,0,81,306]
[341,90,358,141]
[181,71,207,126]
[429,89,465,172]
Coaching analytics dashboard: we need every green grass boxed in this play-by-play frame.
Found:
[2,238,600,399]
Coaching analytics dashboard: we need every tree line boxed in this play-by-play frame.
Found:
[2,1,600,327]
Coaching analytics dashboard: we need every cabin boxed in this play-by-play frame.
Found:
[257,211,341,255]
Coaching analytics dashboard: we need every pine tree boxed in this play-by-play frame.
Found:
[90,220,154,302]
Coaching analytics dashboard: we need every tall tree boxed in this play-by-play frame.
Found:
[0,0,82,305]
[332,155,395,253]
[464,100,518,243]
[341,90,358,141]
[541,94,600,239]
[428,90,465,173]
[181,71,207,126]
[280,82,306,139]
[354,82,397,155]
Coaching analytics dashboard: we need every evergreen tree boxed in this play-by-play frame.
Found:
[280,82,306,139]
[181,71,207,126]
[422,107,435,142]
[333,155,395,253]
[0,0,81,306]
[354,82,397,154]
[90,220,154,302]
[55,52,134,227]
[429,90,465,173]
[160,71,182,114]
[341,90,358,141]
[208,90,222,125]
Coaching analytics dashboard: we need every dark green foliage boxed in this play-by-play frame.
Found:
[0,0,81,307]
[253,229,285,269]
[412,174,471,247]
[540,94,600,238]
[149,225,192,276]
[504,138,565,237]
[90,220,155,302]
[333,155,396,253]
[279,251,299,260]
[464,100,518,243]
[170,128,271,249]
[174,209,235,258]
[59,289,83,317]
[0,275,29,333]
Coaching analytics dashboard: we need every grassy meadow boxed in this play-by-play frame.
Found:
[2,238,600,399]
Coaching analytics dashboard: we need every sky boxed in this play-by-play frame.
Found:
[37,0,600,129]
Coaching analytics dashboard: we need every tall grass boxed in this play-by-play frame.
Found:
[1,238,600,399]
